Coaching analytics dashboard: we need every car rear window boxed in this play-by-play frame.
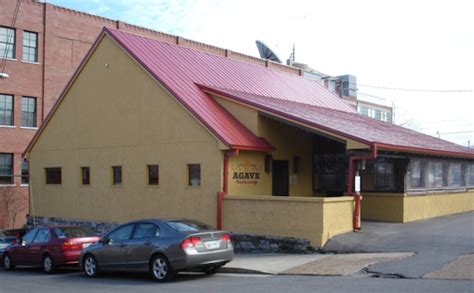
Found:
[54,227,96,238]
[165,220,213,232]
[4,238,15,243]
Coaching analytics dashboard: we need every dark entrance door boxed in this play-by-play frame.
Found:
[272,160,289,196]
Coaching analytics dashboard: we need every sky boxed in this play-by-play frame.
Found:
[48,0,474,147]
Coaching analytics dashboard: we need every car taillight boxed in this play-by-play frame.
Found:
[221,234,230,242]
[61,241,82,251]
[179,237,202,249]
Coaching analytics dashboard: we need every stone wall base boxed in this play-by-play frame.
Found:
[26,215,314,254]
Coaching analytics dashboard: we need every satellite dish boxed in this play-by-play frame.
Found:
[256,40,282,63]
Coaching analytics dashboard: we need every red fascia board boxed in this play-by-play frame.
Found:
[23,31,107,157]
[374,143,474,159]
[199,85,373,146]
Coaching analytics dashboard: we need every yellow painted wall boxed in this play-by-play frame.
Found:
[222,195,354,246]
[258,117,314,196]
[403,190,474,222]
[215,97,259,134]
[361,193,405,222]
[227,151,271,195]
[29,35,224,225]
[362,190,474,223]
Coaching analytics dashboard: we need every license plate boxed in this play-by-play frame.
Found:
[82,243,92,248]
[204,240,220,249]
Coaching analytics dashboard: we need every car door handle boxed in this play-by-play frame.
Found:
[144,241,152,246]
[119,243,127,248]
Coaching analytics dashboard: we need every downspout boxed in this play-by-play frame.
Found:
[217,149,238,229]
[347,144,378,231]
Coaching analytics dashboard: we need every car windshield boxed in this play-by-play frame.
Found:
[165,220,213,232]
[54,227,96,238]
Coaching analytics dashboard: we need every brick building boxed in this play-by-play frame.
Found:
[0,0,314,229]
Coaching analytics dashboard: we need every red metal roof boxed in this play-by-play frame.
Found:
[200,86,474,158]
[105,28,474,158]
[105,28,354,151]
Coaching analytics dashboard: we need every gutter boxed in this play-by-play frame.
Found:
[347,145,378,231]
[217,149,239,229]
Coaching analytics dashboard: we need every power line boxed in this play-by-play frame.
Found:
[357,83,473,93]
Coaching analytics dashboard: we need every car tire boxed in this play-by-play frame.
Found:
[42,254,56,274]
[150,254,175,282]
[202,265,221,275]
[3,254,15,271]
[83,254,100,278]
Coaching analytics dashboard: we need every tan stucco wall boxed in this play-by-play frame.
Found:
[361,193,405,222]
[28,35,223,225]
[222,195,354,247]
[403,191,474,222]
[226,118,315,197]
[362,190,474,223]
[215,97,259,134]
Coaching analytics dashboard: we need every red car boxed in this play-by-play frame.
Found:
[2,226,100,273]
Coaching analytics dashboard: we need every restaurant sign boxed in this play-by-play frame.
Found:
[231,160,262,184]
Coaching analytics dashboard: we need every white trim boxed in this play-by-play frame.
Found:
[21,60,40,65]
[0,184,16,187]
[20,126,39,130]
[0,57,17,61]
[0,125,16,128]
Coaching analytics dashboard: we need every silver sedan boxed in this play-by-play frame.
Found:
[79,218,233,282]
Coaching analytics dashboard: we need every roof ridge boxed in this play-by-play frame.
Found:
[104,28,310,79]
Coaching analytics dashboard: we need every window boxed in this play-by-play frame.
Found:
[358,106,369,116]
[166,219,213,232]
[468,164,474,186]
[21,96,36,127]
[147,165,159,185]
[20,229,37,245]
[21,160,29,185]
[33,229,50,243]
[112,166,122,185]
[448,163,464,187]
[409,160,424,188]
[132,223,160,239]
[188,164,201,187]
[81,167,90,185]
[374,159,395,190]
[427,161,445,188]
[0,153,13,185]
[107,224,134,243]
[45,167,61,184]
[54,227,95,238]
[22,31,37,62]
[0,94,13,126]
[0,27,15,59]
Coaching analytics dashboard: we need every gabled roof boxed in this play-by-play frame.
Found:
[103,28,356,152]
[200,86,474,158]
[25,28,474,159]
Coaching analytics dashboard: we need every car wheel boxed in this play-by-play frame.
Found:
[202,265,221,275]
[42,255,56,274]
[83,254,100,278]
[150,254,175,282]
[3,254,15,271]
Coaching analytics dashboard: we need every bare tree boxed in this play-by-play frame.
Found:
[0,186,28,229]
